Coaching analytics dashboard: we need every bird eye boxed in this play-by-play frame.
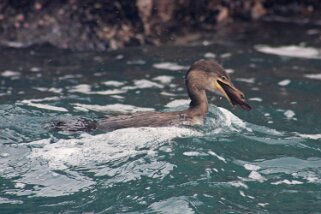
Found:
[221,76,227,81]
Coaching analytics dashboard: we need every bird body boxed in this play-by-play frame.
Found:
[51,60,251,132]
[97,109,206,131]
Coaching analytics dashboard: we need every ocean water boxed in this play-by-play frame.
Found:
[1,21,321,213]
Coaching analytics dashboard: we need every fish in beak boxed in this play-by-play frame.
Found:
[214,78,252,111]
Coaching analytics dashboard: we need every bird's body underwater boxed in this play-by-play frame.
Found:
[50,60,251,132]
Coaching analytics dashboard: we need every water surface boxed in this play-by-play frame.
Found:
[1,21,321,213]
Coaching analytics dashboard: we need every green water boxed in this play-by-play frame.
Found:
[1,21,321,213]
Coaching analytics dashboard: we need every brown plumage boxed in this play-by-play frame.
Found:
[51,59,251,132]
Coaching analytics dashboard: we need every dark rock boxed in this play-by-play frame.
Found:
[0,0,320,51]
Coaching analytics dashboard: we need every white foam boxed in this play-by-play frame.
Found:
[121,86,138,90]
[1,70,20,77]
[217,107,246,130]
[115,54,124,59]
[239,191,246,197]
[0,153,9,158]
[149,197,194,214]
[271,179,303,185]
[73,106,89,112]
[255,45,321,59]
[110,95,124,99]
[73,103,154,113]
[30,67,40,72]
[28,138,52,146]
[305,174,320,183]
[102,81,125,87]
[244,164,261,171]
[59,74,82,80]
[298,133,321,140]
[221,53,232,58]
[249,97,263,102]
[161,91,177,96]
[153,62,188,71]
[229,181,248,189]
[69,84,127,95]
[258,203,269,207]
[278,79,291,86]
[69,84,91,93]
[248,171,266,182]
[29,97,60,102]
[21,100,68,112]
[292,171,321,184]
[236,78,255,83]
[247,195,255,199]
[152,75,175,84]
[259,157,321,175]
[304,73,321,80]
[165,99,190,108]
[183,151,207,157]
[202,40,211,46]
[91,89,127,95]
[2,40,28,48]
[284,110,295,119]
[134,79,164,89]
[204,52,216,58]
[126,60,146,65]
[0,127,200,197]
[208,150,227,163]
[225,69,235,74]
[25,127,199,196]
[0,197,23,205]
[33,87,63,94]
[15,182,26,189]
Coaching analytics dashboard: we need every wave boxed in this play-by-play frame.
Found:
[1,104,319,198]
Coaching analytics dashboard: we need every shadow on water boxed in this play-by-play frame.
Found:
[1,20,321,213]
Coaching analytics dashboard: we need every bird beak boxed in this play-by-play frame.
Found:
[214,78,252,111]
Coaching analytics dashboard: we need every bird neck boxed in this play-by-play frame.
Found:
[186,82,208,117]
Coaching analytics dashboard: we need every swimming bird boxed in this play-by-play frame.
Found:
[51,60,251,131]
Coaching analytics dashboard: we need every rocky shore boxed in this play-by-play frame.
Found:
[0,0,319,51]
